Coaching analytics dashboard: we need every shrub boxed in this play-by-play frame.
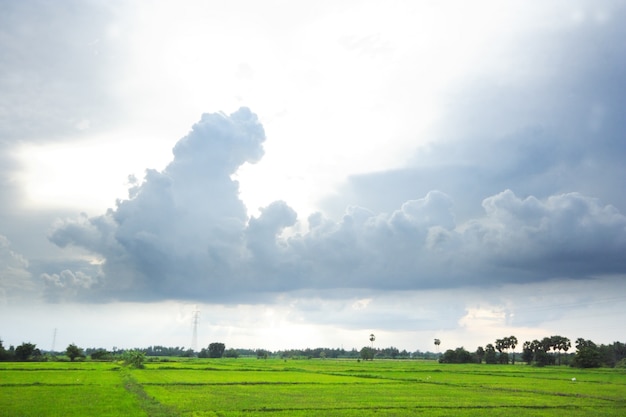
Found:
[123,350,146,369]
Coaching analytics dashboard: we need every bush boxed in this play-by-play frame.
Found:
[122,350,146,369]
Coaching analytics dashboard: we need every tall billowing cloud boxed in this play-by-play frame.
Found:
[47,108,626,303]
[49,108,271,301]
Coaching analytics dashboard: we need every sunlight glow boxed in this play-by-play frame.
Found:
[16,131,173,213]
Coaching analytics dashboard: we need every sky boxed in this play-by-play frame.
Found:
[1,0,625,354]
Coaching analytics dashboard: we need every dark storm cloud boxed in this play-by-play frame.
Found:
[46,108,626,302]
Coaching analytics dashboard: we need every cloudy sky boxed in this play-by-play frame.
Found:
[1,0,625,354]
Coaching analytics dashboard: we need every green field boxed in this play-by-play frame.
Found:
[1,359,625,416]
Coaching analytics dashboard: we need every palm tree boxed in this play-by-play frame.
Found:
[508,336,518,364]
[494,338,505,353]
[369,333,376,348]
[434,338,441,353]
[551,335,571,365]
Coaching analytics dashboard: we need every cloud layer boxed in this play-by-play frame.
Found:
[46,108,626,303]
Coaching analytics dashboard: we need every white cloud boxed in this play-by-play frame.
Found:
[45,108,626,303]
[41,269,98,302]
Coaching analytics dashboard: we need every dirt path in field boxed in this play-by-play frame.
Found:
[122,371,181,417]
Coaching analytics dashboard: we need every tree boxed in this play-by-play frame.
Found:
[508,336,518,364]
[484,344,497,364]
[572,338,600,368]
[360,346,374,361]
[434,339,441,353]
[528,338,554,367]
[573,348,600,368]
[90,349,111,360]
[494,338,512,364]
[0,340,14,361]
[494,338,505,354]
[379,346,399,359]
[475,346,485,364]
[439,347,472,364]
[15,343,40,361]
[602,341,626,367]
[0,339,9,361]
[522,340,535,365]
[208,342,226,358]
[574,338,594,350]
[551,335,571,366]
[369,334,376,348]
[65,343,84,362]
[223,348,239,358]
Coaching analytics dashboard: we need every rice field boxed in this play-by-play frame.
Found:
[1,359,625,416]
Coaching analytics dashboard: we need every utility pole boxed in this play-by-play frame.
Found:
[191,307,200,354]
[51,328,57,353]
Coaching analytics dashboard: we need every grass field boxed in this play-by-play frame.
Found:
[1,359,625,416]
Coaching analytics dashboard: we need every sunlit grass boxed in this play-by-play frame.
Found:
[0,361,145,417]
[1,359,625,417]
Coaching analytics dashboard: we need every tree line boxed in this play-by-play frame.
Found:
[0,339,435,362]
[438,335,626,368]
[3,335,624,368]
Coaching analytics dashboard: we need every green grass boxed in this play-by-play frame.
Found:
[1,359,625,417]
[0,362,146,417]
